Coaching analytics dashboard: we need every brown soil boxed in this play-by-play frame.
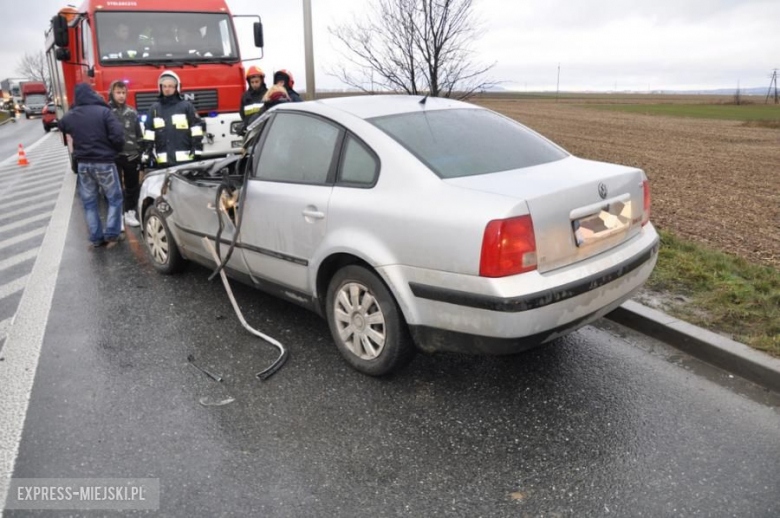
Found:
[476,98,780,268]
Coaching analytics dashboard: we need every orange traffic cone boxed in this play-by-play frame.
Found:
[17,144,29,166]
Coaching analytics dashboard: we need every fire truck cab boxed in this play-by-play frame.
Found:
[45,0,263,158]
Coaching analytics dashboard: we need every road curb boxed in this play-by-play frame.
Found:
[607,300,780,394]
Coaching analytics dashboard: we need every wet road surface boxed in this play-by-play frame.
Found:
[0,133,69,351]
[2,191,779,516]
[0,116,48,162]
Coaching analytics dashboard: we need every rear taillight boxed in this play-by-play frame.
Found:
[642,180,651,226]
[480,215,537,277]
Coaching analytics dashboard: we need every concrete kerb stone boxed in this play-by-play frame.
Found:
[607,300,780,394]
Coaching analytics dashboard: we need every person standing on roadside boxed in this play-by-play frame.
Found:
[108,80,143,227]
[272,70,303,102]
[239,66,267,133]
[58,83,125,249]
[142,70,204,167]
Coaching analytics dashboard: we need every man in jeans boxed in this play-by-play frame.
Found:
[108,80,143,227]
[59,83,125,248]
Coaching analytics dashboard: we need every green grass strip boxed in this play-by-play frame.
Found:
[646,229,780,357]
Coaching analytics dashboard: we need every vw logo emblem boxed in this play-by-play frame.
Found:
[598,182,608,199]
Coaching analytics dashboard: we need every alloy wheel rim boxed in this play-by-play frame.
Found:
[145,215,169,264]
[334,282,386,360]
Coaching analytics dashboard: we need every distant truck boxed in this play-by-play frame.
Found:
[1,78,25,110]
[21,82,48,118]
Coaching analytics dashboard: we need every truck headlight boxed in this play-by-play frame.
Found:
[230,121,243,134]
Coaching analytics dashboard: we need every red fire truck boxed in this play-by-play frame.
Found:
[45,0,263,157]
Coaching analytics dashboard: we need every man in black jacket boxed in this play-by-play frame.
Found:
[59,83,125,249]
[239,66,267,132]
[272,70,303,102]
[142,70,204,167]
[109,80,144,227]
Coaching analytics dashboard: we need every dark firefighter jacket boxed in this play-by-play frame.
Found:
[240,85,268,122]
[143,94,204,166]
[58,83,125,163]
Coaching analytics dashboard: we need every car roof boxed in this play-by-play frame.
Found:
[278,94,481,120]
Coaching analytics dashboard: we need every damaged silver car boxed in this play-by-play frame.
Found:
[137,95,659,376]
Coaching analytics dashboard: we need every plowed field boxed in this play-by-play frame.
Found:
[476,98,780,268]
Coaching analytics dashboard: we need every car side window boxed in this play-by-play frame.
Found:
[338,135,379,187]
[255,113,341,185]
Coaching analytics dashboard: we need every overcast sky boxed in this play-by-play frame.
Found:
[1,0,777,92]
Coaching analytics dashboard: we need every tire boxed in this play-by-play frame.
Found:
[143,205,184,274]
[43,124,51,133]
[325,265,415,376]
[25,113,29,119]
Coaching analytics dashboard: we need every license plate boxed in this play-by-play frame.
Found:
[573,201,632,247]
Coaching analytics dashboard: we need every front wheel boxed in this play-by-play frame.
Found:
[326,265,415,376]
[143,205,184,274]
[43,124,51,133]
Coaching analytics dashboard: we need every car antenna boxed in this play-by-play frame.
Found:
[419,95,428,105]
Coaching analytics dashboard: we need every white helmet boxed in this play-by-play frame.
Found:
[158,70,182,96]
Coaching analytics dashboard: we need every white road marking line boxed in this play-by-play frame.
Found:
[0,150,75,510]
[0,276,29,301]
[0,170,67,189]
[0,227,46,252]
[0,212,51,236]
[0,181,63,201]
[0,160,68,180]
[0,199,58,222]
[0,191,60,212]
[0,132,55,168]
[0,184,61,205]
[0,317,12,339]
[0,248,38,272]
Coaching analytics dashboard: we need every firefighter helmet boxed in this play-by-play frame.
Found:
[273,69,294,89]
[246,66,265,79]
[158,70,182,96]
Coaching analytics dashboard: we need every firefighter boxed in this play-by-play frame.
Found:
[142,70,204,167]
[239,66,267,130]
[272,70,303,102]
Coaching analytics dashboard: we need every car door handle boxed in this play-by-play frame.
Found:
[302,209,325,220]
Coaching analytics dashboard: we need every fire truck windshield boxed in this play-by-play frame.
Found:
[95,12,239,64]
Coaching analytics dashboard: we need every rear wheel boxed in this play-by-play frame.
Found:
[43,124,51,133]
[326,265,415,376]
[143,205,183,274]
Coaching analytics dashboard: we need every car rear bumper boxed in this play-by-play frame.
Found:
[378,225,659,354]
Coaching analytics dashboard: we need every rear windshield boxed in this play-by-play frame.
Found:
[369,108,568,178]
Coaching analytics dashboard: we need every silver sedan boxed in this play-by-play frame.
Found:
[138,95,659,376]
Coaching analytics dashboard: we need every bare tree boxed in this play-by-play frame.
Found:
[16,52,51,92]
[329,0,496,98]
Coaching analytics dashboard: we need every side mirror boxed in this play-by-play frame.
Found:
[253,21,263,48]
[55,48,71,61]
[52,15,70,47]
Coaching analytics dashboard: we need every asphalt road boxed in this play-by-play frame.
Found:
[0,115,49,162]
[2,187,779,516]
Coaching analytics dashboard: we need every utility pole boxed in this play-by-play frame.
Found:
[303,0,316,100]
[556,63,560,102]
[766,69,778,104]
